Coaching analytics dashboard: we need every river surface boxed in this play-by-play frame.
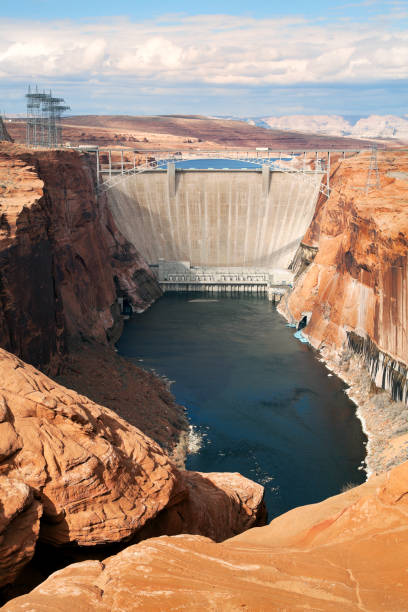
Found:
[117,293,366,518]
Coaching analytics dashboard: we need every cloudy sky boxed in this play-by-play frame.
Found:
[1,0,408,117]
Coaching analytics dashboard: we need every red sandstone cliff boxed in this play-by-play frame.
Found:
[280,150,408,473]
[0,142,161,374]
[285,151,408,365]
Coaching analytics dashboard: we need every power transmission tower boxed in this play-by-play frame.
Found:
[26,85,70,147]
[365,146,380,193]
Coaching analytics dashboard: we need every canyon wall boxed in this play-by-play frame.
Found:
[107,168,324,268]
[0,143,161,374]
[2,141,408,609]
[280,150,408,472]
[282,151,408,392]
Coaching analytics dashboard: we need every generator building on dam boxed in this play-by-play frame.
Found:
[105,161,326,296]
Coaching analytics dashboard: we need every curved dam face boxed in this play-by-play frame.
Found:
[106,167,325,269]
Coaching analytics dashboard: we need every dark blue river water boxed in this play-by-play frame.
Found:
[117,293,366,518]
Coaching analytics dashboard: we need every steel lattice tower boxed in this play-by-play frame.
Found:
[26,86,70,147]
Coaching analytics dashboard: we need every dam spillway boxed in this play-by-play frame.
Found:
[106,165,325,270]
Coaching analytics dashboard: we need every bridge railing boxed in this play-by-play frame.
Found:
[96,152,333,198]
[93,147,370,198]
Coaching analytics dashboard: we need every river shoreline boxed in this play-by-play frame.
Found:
[116,292,366,515]
[281,310,408,479]
[55,341,189,468]
[317,345,408,478]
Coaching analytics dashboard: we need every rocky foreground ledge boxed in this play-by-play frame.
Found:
[3,455,408,610]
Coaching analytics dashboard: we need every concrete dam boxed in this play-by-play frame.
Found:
[107,165,325,267]
[105,163,325,291]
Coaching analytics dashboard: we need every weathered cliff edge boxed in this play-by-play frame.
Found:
[0,142,160,373]
[0,348,266,592]
[0,142,190,456]
[4,458,408,611]
[279,150,408,476]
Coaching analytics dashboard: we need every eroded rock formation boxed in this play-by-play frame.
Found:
[0,142,161,374]
[4,459,408,611]
[137,471,266,543]
[281,150,408,474]
[0,347,184,547]
[284,151,408,367]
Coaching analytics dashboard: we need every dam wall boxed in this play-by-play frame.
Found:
[106,168,325,269]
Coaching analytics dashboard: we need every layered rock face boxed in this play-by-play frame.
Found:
[4,459,408,611]
[279,150,408,474]
[0,348,184,547]
[0,143,161,373]
[282,151,408,397]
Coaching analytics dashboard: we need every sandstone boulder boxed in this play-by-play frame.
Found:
[0,348,185,546]
[138,471,266,543]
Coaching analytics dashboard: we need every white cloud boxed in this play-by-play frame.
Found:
[0,12,407,91]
